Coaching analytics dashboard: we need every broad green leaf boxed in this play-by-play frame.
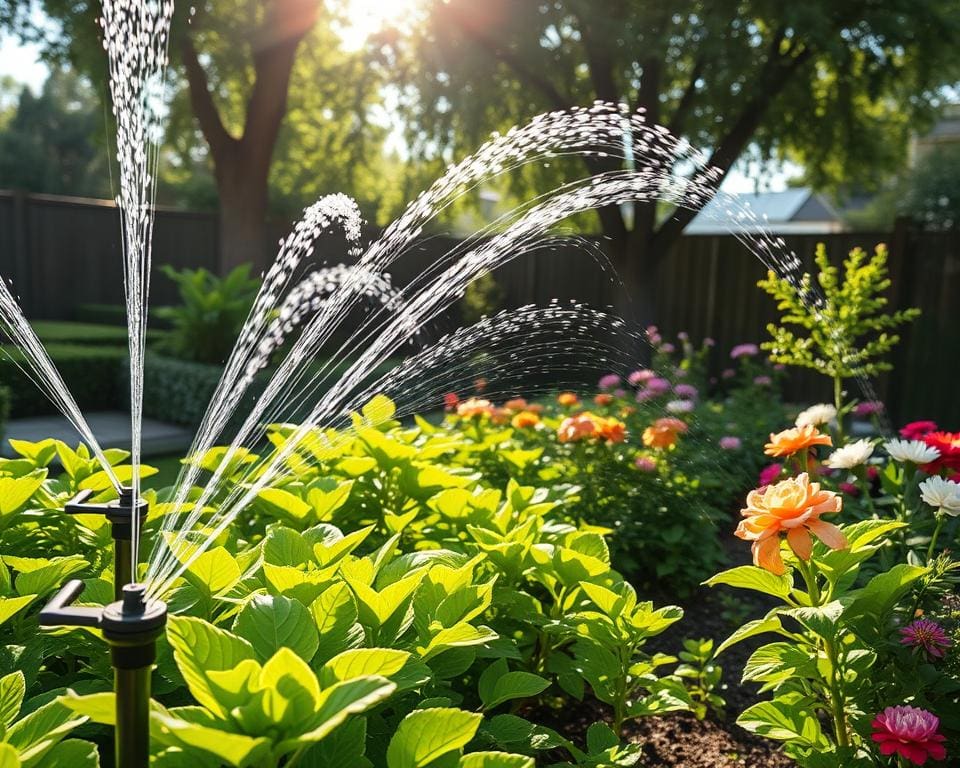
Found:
[418,623,498,662]
[460,753,534,768]
[0,595,36,627]
[585,722,618,754]
[0,473,46,517]
[321,648,411,686]
[313,524,373,567]
[290,676,397,746]
[153,710,270,767]
[166,616,256,717]
[8,439,56,467]
[362,394,396,424]
[0,744,18,768]
[35,740,99,768]
[578,583,625,618]
[737,694,828,747]
[743,643,818,688]
[257,488,312,523]
[263,564,332,605]
[16,558,87,598]
[308,482,355,523]
[6,699,87,765]
[0,671,25,727]
[703,566,793,598]
[386,708,483,768]
[79,465,156,492]
[478,659,550,710]
[183,547,241,596]
[297,716,367,768]
[310,583,365,664]
[716,614,786,655]
[842,564,928,626]
[263,526,312,567]
[234,594,319,663]
[58,692,115,725]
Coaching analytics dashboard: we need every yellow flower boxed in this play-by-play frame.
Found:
[764,425,832,457]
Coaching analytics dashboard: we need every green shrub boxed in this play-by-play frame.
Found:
[155,264,259,364]
[0,343,126,417]
[0,384,10,439]
[29,320,167,346]
[75,302,173,328]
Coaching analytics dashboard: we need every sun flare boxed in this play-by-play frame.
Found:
[340,0,423,49]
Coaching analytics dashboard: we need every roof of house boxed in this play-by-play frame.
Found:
[684,187,844,235]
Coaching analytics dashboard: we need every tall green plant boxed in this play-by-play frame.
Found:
[155,265,260,365]
[758,244,919,436]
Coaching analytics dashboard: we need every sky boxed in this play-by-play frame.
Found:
[0,29,796,195]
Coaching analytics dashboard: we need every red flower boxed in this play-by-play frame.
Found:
[871,705,947,765]
[901,420,938,440]
[757,463,783,489]
[922,431,960,474]
[443,392,460,412]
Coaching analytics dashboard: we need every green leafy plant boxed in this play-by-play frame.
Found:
[155,264,260,365]
[758,244,919,437]
[675,638,725,720]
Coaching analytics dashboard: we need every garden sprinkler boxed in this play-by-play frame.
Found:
[40,580,166,768]
[65,486,147,601]
[39,488,164,768]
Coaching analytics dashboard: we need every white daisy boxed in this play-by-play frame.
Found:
[795,403,837,428]
[666,399,694,414]
[919,476,960,517]
[825,439,875,469]
[884,439,941,465]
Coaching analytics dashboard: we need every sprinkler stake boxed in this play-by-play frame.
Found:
[40,580,166,768]
[65,486,147,600]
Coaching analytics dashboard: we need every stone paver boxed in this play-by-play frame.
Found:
[1,411,193,458]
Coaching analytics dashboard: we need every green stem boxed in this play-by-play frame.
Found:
[796,559,821,606]
[926,513,945,562]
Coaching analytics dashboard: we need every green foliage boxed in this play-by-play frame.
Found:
[900,143,960,231]
[26,321,166,347]
[461,273,505,326]
[0,343,125,418]
[154,265,260,365]
[674,638,725,720]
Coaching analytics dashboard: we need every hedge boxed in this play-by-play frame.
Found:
[30,321,167,346]
[75,303,172,328]
[0,343,126,417]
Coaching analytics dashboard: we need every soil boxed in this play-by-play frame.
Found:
[526,526,797,767]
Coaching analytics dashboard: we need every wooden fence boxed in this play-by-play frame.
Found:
[0,189,956,424]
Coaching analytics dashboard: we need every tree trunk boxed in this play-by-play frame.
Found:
[216,155,270,272]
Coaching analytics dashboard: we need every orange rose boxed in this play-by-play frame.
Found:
[526,403,545,414]
[504,398,529,413]
[557,392,580,407]
[511,411,540,429]
[491,407,511,425]
[736,472,846,574]
[558,414,596,442]
[594,393,614,406]
[597,417,626,444]
[641,417,688,449]
[457,397,494,419]
[764,425,832,457]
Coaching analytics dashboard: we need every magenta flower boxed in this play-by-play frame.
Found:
[660,342,676,354]
[628,369,654,386]
[704,337,716,347]
[758,463,783,488]
[753,375,772,386]
[673,383,698,399]
[838,481,861,498]
[900,619,952,659]
[730,343,759,359]
[635,388,657,403]
[871,706,947,765]
[598,373,621,391]
[854,400,885,417]
[719,436,742,450]
[646,377,671,394]
[721,368,736,379]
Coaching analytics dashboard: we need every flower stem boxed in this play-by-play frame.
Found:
[926,513,945,562]
[833,376,845,444]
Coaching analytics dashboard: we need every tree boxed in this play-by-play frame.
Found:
[900,144,960,231]
[395,0,960,318]
[0,68,110,197]
[0,0,390,270]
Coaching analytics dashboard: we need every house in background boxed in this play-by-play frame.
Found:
[911,103,960,162]
[684,187,845,235]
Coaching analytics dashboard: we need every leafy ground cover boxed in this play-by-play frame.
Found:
[0,245,956,768]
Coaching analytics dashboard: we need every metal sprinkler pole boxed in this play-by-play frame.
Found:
[65,486,148,601]
[41,490,164,768]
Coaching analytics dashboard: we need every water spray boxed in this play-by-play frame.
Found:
[41,489,164,768]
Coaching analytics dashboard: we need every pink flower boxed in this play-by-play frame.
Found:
[901,421,939,440]
[871,706,947,765]
[900,619,952,659]
[660,342,676,354]
[838,481,861,498]
[704,337,716,347]
[677,331,689,341]
[646,377,671,394]
[855,400,885,417]
[613,388,626,398]
[719,436,742,450]
[758,463,783,489]
[673,383,698,399]
[674,367,688,378]
[721,368,736,380]
[730,343,759,359]
[753,375,772,386]
[635,456,657,472]
[628,369,654,386]
[635,388,658,403]
[598,373,621,391]
[773,363,786,371]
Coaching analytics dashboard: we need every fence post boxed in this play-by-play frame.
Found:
[11,190,32,315]
[884,216,914,422]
